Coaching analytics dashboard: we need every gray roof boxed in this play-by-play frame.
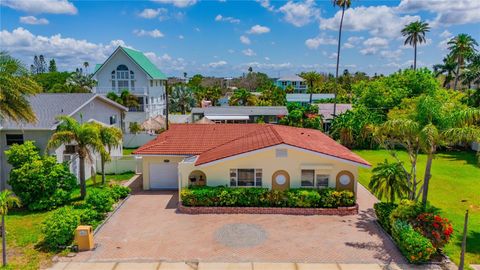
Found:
[168,114,191,123]
[277,75,305,82]
[191,106,288,116]
[318,103,353,120]
[0,93,126,130]
[286,93,335,102]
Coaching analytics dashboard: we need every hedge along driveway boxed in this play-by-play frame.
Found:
[69,185,405,264]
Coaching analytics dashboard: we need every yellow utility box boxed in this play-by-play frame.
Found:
[74,225,94,251]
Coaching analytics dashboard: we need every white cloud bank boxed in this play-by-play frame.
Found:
[1,0,77,14]
[19,16,49,25]
[133,29,165,38]
[247,25,270,35]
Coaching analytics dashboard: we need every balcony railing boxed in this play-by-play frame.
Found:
[94,87,148,95]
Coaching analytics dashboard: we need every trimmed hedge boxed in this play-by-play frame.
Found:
[180,186,355,208]
[373,202,397,234]
[391,220,435,263]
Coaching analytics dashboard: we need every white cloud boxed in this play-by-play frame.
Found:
[145,52,188,72]
[363,37,389,47]
[133,29,164,38]
[439,30,452,39]
[396,0,480,26]
[360,47,378,55]
[240,35,251,45]
[343,43,354,49]
[1,0,77,14]
[208,60,227,68]
[256,0,275,11]
[151,0,197,8]
[215,14,240,24]
[328,52,338,59]
[138,8,167,19]
[242,48,256,56]
[240,61,291,71]
[343,36,364,49]
[0,27,127,70]
[320,5,420,38]
[19,16,49,25]
[380,49,403,60]
[305,36,336,49]
[278,0,319,27]
[247,25,270,35]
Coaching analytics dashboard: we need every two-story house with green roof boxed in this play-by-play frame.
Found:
[93,46,168,128]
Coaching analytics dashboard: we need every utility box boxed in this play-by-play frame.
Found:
[74,225,94,251]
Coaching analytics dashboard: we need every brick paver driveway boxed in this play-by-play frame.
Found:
[72,185,405,264]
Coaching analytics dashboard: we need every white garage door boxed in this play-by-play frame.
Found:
[149,163,178,189]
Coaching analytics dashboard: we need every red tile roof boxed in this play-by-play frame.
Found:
[133,124,371,167]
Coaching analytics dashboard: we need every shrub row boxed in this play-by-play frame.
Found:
[373,202,397,234]
[391,220,435,263]
[180,186,355,208]
[42,185,130,249]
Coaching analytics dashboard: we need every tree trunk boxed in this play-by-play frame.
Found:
[101,156,106,185]
[333,5,345,117]
[459,210,469,270]
[413,43,417,70]
[454,59,460,91]
[2,215,6,267]
[422,152,434,207]
[79,155,87,199]
[165,82,169,130]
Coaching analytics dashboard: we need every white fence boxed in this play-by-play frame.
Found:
[96,155,142,175]
[123,133,157,148]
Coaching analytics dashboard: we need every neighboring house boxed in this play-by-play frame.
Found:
[134,124,370,195]
[275,75,307,93]
[168,114,191,124]
[317,103,353,131]
[286,93,335,105]
[92,46,168,129]
[191,106,288,123]
[0,93,127,189]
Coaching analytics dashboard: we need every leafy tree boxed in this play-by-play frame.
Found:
[106,90,139,109]
[258,83,286,106]
[401,21,430,70]
[193,86,222,106]
[188,74,203,88]
[30,55,47,74]
[330,106,382,148]
[66,68,96,91]
[48,59,57,72]
[6,142,77,210]
[129,122,142,134]
[0,51,41,123]
[229,88,257,106]
[332,0,352,117]
[447,34,478,90]
[299,71,322,103]
[0,190,21,267]
[279,103,322,130]
[95,124,122,185]
[285,84,295,94]
[33,71,70,92]
[461,53,480,89]
[48,116,106,199]
[433,56,457,89]
[369,159,409,202]
[169,84,195,114]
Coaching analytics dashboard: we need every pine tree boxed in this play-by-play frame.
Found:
[48,59,57,72]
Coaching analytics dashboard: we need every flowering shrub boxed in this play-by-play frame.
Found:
[412,213,453,249]
[391,220,435,263]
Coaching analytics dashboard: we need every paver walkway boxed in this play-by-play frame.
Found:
[60,184,406,265]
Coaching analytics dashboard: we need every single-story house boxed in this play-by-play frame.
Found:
[286,93,335,105]
[191,106,288,124]
[0,93,127,189]
[134,124,370,195]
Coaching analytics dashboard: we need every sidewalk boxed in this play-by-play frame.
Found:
[47,261,446,270]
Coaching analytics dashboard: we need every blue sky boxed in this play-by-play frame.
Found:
[1,0,479,77]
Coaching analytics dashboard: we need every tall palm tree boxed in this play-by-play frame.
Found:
[461,53,480,89]
[433,56,458,88]
[83,61,89,75]
[369,159,409,202]
[169,85,195,114]
[401,20,430,71]
[95,125,123,185]
[47,116,105,199]
[0,190,21,267]
[299,71,322,104]
[448,34,478,90]
[0,51,41,123]
[332,0,351,117]
[229,88,256,106]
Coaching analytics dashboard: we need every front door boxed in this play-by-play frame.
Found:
[271,170,290,191]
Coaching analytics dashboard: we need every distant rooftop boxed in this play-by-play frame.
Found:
[286,94,335,102]
[318,103,353,120]
[276,75,305,82]
[191,106,288,116]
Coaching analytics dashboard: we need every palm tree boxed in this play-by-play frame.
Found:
[0,51,41,123]
[401,20,430,71]
[106,90,140,109]
[369,159,409,202]
[83,61,89,75]
[169,85,194,114]
[448,34,479,90]
[0,190,21,267]
[229,89,256,106]
[66,69,96,91]
[47,116,105,199]
[433,56,457,88]
[332,0,351,117]
[96,125,122,185]
[299,71,322,104]
[461,53,480,89]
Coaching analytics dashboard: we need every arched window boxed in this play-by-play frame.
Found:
[112,65,135,90]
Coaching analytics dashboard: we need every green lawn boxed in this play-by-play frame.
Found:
[122,148,137,156]
[354,150,480,267]
[0,172,135,270]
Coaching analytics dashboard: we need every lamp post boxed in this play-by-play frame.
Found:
[458,201,469,270]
